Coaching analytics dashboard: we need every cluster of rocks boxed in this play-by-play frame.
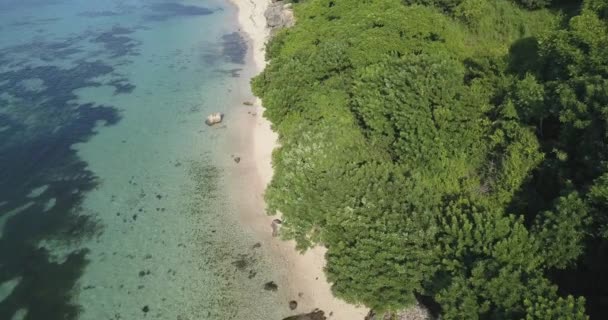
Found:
[365,304,431,320]
[265,0,295,33]
[283,309,326,320]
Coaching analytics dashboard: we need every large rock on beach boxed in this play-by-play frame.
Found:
[205,112,223,126]
[283,309,326,320]
[265,1,294,32]
[271,218,282,237]
[365,304,431,320]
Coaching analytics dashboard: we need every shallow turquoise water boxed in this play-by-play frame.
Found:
[0,1,286,319]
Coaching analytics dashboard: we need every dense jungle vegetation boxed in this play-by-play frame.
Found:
[252,0,608,318]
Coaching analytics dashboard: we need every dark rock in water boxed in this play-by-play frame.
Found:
[232,254,249,270]
[243,101,254,106]
[142,305,149,313]
[283,309,326,320]
[289,300,298,310]
[234,157,241,163]
[252,242,262,249]
[264,281,278,291]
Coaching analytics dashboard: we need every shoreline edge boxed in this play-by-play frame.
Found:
[225,0,370,318]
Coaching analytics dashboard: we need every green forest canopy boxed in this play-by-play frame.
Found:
[252,0,608,318]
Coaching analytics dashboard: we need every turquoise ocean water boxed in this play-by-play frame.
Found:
[0,0,286,319]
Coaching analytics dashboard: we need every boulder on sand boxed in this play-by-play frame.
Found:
[205,112,223,126]
[271,219,282,237]
[265,1,295,33]
[365,304,431,320]
[283,309,326,320]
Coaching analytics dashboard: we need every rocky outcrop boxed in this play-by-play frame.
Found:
[265,0,294,33]
[365,304,431,320]
[271,218,282,237]
[283,309,326,320]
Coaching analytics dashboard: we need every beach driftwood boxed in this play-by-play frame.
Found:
[205,112,223,126]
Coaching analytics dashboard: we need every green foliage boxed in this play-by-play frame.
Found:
[403,0,552,13]
[432,197,544,319]
[532,193,589,269]
[403,0,464,13]
[324,163,439,310]
[522,278,588,320]
[512,73,546,122]
[584,0,608,19]
[252,0,602,317]
[516,0,552,9]
[588,170,608,239]
[351,53,489,167]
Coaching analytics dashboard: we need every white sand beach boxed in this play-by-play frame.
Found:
[225,0,370,318]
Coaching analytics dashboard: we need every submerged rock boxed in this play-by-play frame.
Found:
[283,309,326,320]
[264,281,278,291]
[289,300,298,310]
[205,112,223,126]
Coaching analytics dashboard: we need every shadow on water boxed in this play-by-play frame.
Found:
[0,24,139,320]
[143,2,216,22]
[92,26,141,59]
[201,32,248,66]
[221,32,247,65]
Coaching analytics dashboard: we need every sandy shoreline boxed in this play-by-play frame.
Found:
[224,0,369,318]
